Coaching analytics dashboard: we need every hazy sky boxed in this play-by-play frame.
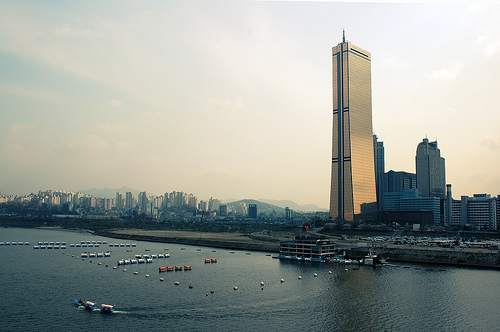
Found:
[1,1,500,209]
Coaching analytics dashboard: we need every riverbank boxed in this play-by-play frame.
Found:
[348,246,500,270]
[95,229,500,269]
[94,229,280,253]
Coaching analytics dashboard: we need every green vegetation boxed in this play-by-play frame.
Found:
[0,215,299,235]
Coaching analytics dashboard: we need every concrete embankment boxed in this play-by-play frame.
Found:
[349,246,500,269]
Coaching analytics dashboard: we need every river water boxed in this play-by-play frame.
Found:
[0,227,498,331]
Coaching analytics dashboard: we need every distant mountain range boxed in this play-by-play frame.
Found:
[224,199,326,213]
[79,187,327,212]
[79,187,143,198]
[256,199,327,212]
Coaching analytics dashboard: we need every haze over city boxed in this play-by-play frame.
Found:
[1,1,499,209]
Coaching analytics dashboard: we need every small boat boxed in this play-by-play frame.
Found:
[205,259,211,263]
[84,301,98,311]
[75,299,85,306]
[175,266,183,271]
[211,258,217,263]
[184,265,192,270]
[167,266,174,271]
[159,266,167,272]
[100,304,115,313]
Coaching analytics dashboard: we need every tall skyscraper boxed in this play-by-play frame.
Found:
[373,134,385,210]
[330,33,377,221]
[415,138,446,198]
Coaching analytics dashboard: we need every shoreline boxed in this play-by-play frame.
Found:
[93,229,280,253]
[94,229,500,270]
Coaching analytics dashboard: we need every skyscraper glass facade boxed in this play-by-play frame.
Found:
[330,38,376,221]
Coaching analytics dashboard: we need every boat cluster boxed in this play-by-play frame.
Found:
[30,240,110,249]
[117,253,170,266]
[74,299,115,313]
[159,265,192,272]
[204,258,218,263]
[278,250,387,267]
[80,252,111,258]
[107,243,136,248]
[0,241,30,246]
[69,240,108,248]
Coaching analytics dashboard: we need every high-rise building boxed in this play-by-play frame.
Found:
[125,191,134,210]
[415,138,446,198]
[116,192,124,210]
[380,170,416,210]
[138,191,149,213]
[248,204,257,218]
[383,170,417,193]
[373,134,385,210]
[446,193,497,231]
[330,33,376,221]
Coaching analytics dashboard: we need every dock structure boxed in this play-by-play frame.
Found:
[279,236,336,262]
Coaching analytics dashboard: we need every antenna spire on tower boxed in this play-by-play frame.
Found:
[343,29,345,43]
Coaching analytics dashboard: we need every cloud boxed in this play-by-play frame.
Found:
[53,24,106,38]
[207,97,243,112]
[10,124,34,135]
[483,39,500,58]
[428,61,462,81]
[66,135,108,151]
[481,136,500,150]
[109,99,122,108]
[0,83,66,104]
[98,123,127,133]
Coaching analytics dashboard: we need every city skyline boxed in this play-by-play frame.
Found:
[1,1,500,209]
